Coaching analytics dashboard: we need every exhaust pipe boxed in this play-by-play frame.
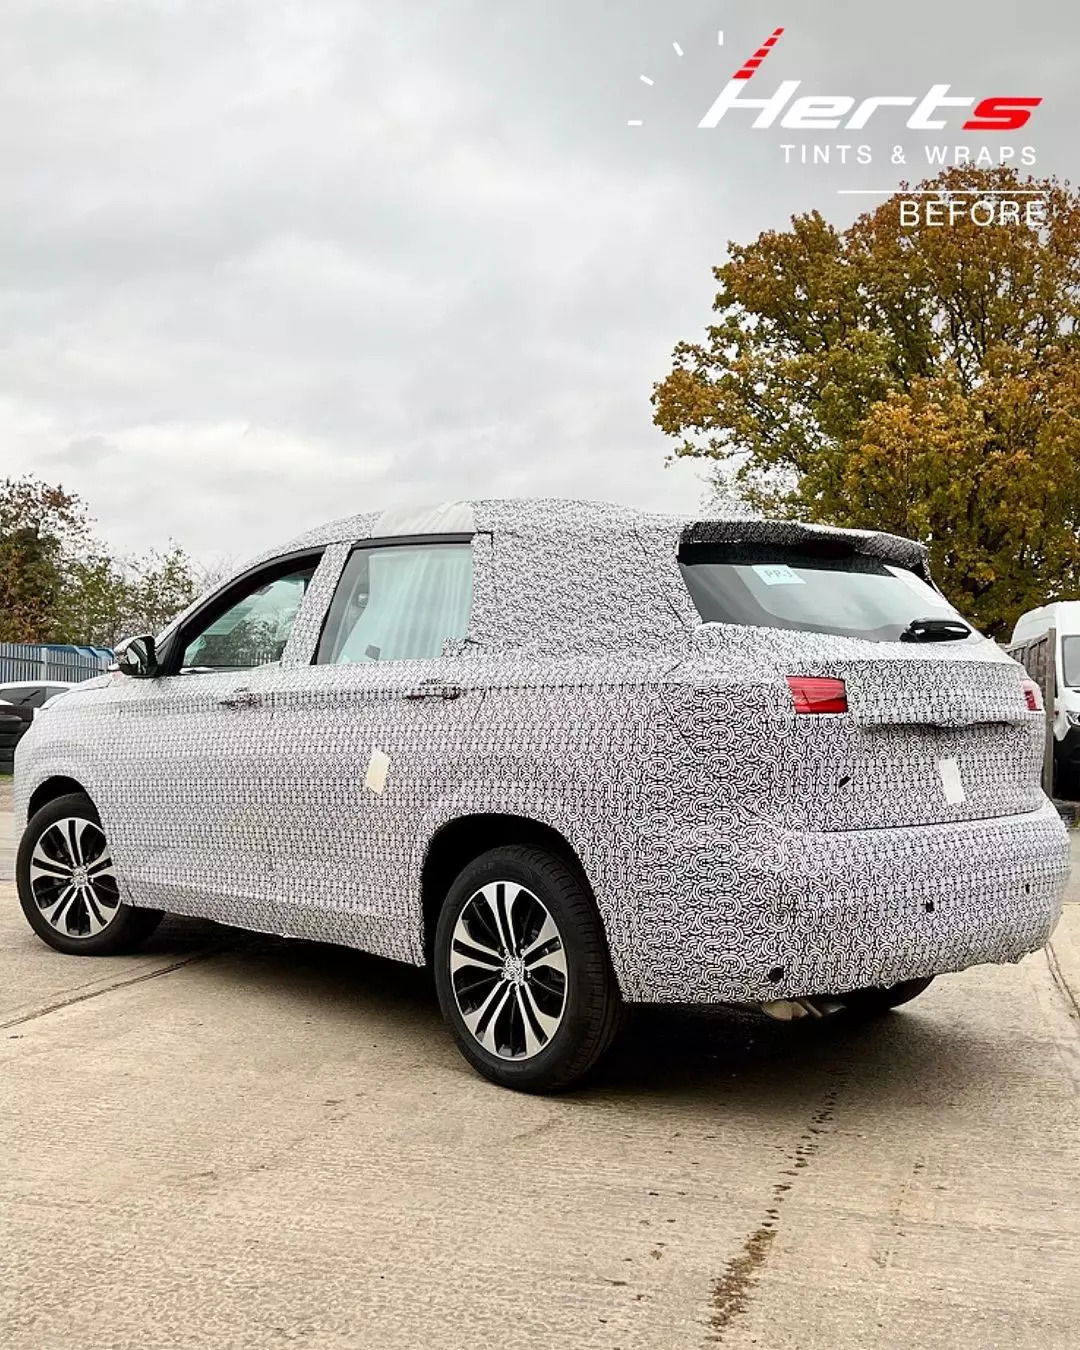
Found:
[759,997,847,1021]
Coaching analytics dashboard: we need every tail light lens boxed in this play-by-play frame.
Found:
[1023,681,1042,712]
[787,676,848,714]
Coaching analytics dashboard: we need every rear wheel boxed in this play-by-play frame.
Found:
[842,976,934,1016]
[17,793,163,956]
[434,845,622,1092]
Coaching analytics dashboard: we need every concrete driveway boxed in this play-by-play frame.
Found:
[1,777,1079,1350]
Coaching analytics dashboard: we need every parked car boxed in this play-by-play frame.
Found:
[0,701,22,773]
[0,681,75,773]
[1009,601,1080,799]
[12,501,1070,1091]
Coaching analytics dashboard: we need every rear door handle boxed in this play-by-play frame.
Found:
[217,689,261,710]
[402,680,465,702]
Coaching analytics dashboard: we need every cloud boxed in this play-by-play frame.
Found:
[0,0,1074,561]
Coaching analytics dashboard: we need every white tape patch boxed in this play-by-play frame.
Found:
[937,756,966,806]
[365,748,390,795]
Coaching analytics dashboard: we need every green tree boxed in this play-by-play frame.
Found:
[652,166,1080,636]
[0,475,199,647]
[0,479,92,643]
[58,546,199,649]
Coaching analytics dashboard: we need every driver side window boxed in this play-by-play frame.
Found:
[180,563,318,671]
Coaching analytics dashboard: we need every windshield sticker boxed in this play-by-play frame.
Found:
[751,563,805,586]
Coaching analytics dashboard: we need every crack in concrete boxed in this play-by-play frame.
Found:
[1046,940,1080,1024]
[1,950,224,1031]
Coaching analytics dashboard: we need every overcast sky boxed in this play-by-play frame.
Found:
[1,0,1076,564]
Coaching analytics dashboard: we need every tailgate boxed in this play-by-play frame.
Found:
[669,635,1045,834]
[675,527,1044,831]
[843,658,1028,729]
[775,653,1042,831]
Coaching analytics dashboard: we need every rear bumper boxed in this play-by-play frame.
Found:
[618,801,1069,1003]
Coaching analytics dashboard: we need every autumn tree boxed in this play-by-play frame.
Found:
[0,475,199,647]
[652,166,1080,637]
[0,479,92,643]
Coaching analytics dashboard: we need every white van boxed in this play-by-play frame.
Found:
[1010,601,1080,797]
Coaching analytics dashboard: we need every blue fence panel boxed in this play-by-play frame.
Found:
[0,642,113,685]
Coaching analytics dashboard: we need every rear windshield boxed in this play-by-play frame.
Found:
[1063,635,1080,688]
[679,542,976,643]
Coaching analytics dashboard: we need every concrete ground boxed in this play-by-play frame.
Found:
[1,777,1079,1350]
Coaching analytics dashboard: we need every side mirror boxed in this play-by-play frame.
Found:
[114,634,159,679]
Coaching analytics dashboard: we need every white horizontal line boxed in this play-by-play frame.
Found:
[627,119,644,126]
[640,74,654,85]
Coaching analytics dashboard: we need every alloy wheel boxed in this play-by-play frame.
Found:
[28,816,121,940]
[450,880,568,1060]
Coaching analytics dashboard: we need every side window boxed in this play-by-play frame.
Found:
[316,544,473,665]
[180,564,317,671]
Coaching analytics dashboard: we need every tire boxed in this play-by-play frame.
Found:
[842,976,935,1017]
[1054,759,1079,803]
[16,793,163,956]
[434,845,622,1093]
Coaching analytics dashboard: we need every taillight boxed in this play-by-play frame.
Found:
[786,676,848,714]
[1023,680,1042,712]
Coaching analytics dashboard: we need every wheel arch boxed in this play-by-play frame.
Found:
[26,775,94,821]
[420,813,596,966]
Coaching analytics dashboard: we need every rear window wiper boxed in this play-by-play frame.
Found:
[898,617,972,643]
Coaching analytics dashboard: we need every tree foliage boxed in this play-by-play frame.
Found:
[0,476,199,648]
[652,166,1080,636]
[58,546,201,649]
[0,480,92,643]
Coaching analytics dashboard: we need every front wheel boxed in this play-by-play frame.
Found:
[17,793,163,956]
[434,845,622,1092]
[842,976,935,1016]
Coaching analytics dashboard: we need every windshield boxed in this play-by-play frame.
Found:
[1063,635,1080,688]
[679,542,978,643]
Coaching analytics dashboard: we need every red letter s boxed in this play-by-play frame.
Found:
[963,97,1042,131]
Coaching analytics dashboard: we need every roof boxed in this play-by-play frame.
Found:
[272,498,678,553]
[1011,599,1080,641]
[159,498,931,649]
[268,497,928,569]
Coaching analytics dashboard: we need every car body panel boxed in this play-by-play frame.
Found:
[14,499,1071,1002]
[85,668,282,928]
[264,657,489,956]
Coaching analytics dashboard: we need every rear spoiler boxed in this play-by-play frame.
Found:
[679,519,932,581]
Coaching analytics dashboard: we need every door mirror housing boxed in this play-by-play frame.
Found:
[114,634,159,679]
